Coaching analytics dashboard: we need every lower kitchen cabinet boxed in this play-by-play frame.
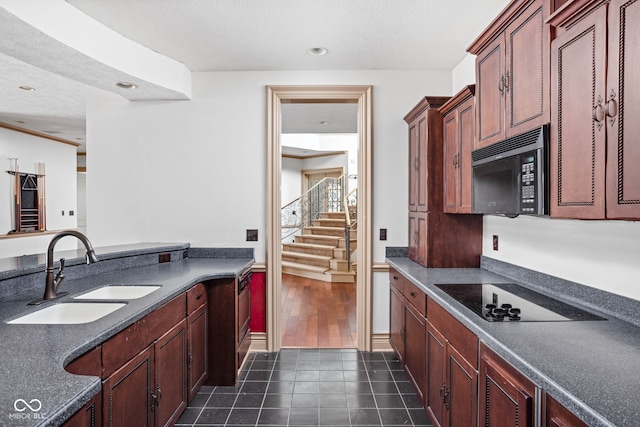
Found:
[154,319,188,427]
[61,392,102,427]
[64,283,211,427]
[480,342,536,427]
[388,269,426,402]
[103,346,154,427]
[205,271,252,386]
[186,283,208,402]
[103,319,187,427]
[545,394,589,427]
[426,299,478,427]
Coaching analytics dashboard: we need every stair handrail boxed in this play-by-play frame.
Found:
[281,174,345,241]
[343,187,357,271]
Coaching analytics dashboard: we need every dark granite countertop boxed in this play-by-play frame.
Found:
[0,247,253,427]
[386,257,640,427]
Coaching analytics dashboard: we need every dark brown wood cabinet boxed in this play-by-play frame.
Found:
[154,319,188,427]
[549,0,640,219]
[205,273,251,386]
[103,346,154,427]
[102,298,188,427]
[388,269,426,402]
[440,86,476,214]
[468,0,550,150]
[61,393,102,427]
[406,97,449,213]
[545,393,589,427]
[404,98,483,268]
[480,343,536,427]
[64,283,211,427]
[186,283,208,402]
[426,299,479,427]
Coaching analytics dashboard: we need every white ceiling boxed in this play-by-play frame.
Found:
[0,0,510,150]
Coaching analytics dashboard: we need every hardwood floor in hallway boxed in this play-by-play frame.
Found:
[281,273,357,348]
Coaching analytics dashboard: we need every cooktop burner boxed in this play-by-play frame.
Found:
[433,283,606,322]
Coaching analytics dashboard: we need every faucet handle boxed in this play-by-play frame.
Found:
[55,258,66,280]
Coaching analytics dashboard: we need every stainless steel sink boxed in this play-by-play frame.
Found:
[7,302,126,325]
[73,285,161,300]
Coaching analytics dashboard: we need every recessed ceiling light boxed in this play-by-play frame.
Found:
[19,86,35,91]
[115,81,137,89]
[320,121,329,125]
[16,120,26,124]
[306,47,328,56]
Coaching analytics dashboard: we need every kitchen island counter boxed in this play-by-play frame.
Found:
[0,245,253,426]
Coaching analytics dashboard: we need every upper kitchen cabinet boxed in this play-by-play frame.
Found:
[549,0,640,219]
[405,97,450,212]
[468,0,551,149]
[404,98,483,268]
[440,86,476,214]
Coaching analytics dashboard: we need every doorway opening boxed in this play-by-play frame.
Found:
[266,85,373,352]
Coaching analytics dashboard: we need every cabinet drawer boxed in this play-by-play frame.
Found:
[389,269,406,295]
[187,283,207,315]
[428,298,478,369]
[404,281,426,317]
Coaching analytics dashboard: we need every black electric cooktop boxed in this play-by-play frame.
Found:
[433,283,606,322]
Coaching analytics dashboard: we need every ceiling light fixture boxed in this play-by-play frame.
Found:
[19,86,35,91]
[115,81,138,89]
[320,121,329,125]
[306,47,328,56]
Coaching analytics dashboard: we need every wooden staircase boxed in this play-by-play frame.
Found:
[282,211,356,283]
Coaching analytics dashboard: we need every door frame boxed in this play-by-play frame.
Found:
[266,85,373,352]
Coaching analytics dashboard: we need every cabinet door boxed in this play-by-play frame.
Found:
[480,351,534,427]
[426,324,446,427]
[409,112,429,212]
[448,345,478,427]
[155,320,188,427]
[443,109,459,213]
[505,1,549,138]
[476,35,506,149]
[606,0,640,219]
[408,119,419,211]
[545,393,589,427]
[458,97,475,213]
[408,212,428,267]
[62,393,102,427]
[389,286,405,365]
[403,302,426,403]
[237,284,251,368]
[187,304,208,402]
[550,5,607,219]
[103,346,154,427]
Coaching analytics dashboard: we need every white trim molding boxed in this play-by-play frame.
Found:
[266,85,373,352]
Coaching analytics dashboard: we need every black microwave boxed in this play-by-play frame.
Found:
[471,125,549,216]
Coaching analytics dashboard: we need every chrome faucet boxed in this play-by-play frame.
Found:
[29,230,99,305]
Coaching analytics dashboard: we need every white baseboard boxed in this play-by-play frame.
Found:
[249,332,267,352]
[371,333,392,351]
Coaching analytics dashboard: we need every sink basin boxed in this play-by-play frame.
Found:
[7,302,126,324]
[73,285,161,300]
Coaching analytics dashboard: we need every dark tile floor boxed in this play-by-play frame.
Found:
[176,348,433,427]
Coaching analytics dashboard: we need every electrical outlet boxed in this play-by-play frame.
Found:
[493,235,499,251]
[380,228,387,241]
[246,229,258,242]
[159,253,171,263]
[69,210,74,216]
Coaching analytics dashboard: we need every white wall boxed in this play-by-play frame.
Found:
[451,55,640,301]
[0,128,78,258]
[86,69,451,334]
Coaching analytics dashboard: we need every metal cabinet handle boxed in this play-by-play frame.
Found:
[414,158,419,170]
[498,75,505,94]
[410,291,417,298]
[592,95,605,131]
[504,71,510,92]
[195,293,203,300]
[606,89,618,127]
